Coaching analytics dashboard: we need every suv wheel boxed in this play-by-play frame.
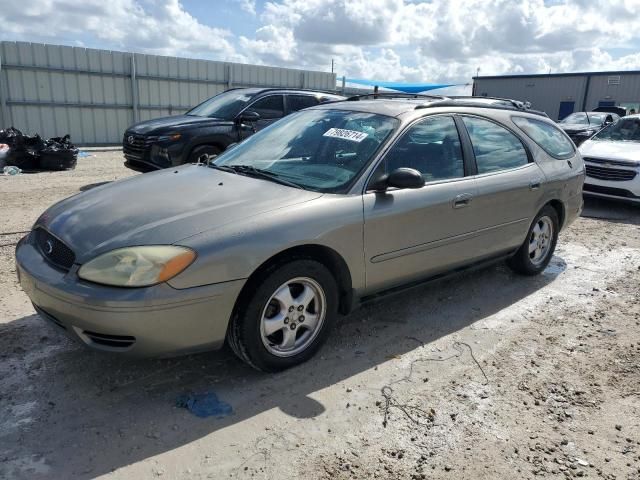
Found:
[507,205,559,276]
[187,145,221,164]
[227,259,338,372]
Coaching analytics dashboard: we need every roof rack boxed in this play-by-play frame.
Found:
[346,92,448,101]
[415,96,548,117]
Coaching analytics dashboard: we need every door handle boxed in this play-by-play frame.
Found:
[453,193,473,209]
[529,180,541,190]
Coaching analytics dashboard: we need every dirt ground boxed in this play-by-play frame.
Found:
[1,152,639,480]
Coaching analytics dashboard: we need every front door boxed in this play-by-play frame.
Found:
[363,115,480,293]
[238,95,285,140]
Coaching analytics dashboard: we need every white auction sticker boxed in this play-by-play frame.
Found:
[323,128,368,142]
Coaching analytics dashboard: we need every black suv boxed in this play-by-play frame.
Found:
[123,88,345,172]
[558,111,619,146]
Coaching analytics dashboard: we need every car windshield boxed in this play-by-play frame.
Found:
[592,117,640,142]
[186,90,253,119]
[560,113,589,125]
[212,109,399,193]
[586,113,612,124]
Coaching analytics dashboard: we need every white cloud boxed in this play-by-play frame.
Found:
[0,0,239,59]
[1,0,640,90]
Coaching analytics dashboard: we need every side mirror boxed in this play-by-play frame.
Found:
[238,110,260,123]
[370,167,424,191]
[604,115,614,125]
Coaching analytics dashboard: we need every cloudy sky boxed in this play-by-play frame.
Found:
[2,0,640,93]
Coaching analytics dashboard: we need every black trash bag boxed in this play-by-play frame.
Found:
[39,134,78,171]
[1,127,44,170]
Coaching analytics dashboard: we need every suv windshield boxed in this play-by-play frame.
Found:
[592,117,640,142]
[186,90,253,119]
[212,109,398,193]
[560,113,588,125]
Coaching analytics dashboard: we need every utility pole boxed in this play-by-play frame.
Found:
[331,59,334,73]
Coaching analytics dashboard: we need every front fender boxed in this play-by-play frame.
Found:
[168,195,366,292]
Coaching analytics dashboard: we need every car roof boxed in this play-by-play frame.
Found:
[229,87,345,98]
[312,95,549,119]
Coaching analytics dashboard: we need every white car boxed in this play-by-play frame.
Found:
[579,115,640,204]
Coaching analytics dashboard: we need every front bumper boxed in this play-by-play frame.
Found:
[15,235,246,357]
[583,162,640,204]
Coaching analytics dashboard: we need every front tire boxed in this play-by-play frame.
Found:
[507,205,559,276]
[227,259,338,372]
[186,145,221,165]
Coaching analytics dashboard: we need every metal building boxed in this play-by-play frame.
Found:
[0,41,337,145]
[472,70,640,120]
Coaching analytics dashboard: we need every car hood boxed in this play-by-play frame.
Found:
[126,115,228,134]
[35,166,322,263]
[579,139,640,163]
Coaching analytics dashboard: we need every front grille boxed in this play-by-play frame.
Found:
[83,331,136,349]
[585,164,637,182]
[583,183,640,199]
[122,132,150,160]
[583,157,639,168]
[34,228,75,270]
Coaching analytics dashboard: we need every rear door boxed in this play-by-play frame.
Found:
[286,94,320,113]
[459,115,544,256]
[363,115,480,292]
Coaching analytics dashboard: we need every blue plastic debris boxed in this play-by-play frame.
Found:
[77,151,92,158]
[176,392,233,418]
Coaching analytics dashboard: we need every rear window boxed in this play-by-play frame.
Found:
[512,116,575,159]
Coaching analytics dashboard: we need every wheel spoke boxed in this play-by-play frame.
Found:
[273,284,295,309]
[302,312,319,331]
[296,284,316,309]
[533,223,542,236]
[263,312,286,336]
[528,239,538,254]
[280,327,297,350]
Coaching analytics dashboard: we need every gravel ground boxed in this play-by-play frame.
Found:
[1,152,639,480]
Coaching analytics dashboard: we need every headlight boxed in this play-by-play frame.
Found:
[157,133,182,142]
[78,246,196,287]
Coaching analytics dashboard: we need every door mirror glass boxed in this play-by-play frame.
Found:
[239,110,261,123]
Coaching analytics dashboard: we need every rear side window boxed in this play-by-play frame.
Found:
[288,95,319,112]
[512,116,575,159]
[461,116,529,174]
[249,95,285,119]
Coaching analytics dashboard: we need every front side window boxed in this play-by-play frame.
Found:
[592,117,640,142]
[213,109,398,192]
[248,95,285,119]
[512,116,575,159]
[288,95,319,112]
[560,113,589,125]
[462,116,529,174]
[375,116,464,182]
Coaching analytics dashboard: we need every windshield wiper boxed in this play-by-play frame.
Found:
[211,164,303,189]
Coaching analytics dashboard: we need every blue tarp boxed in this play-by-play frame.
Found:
[345,78,457,94]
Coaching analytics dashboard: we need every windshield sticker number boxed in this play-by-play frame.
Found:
[323,128,368,143]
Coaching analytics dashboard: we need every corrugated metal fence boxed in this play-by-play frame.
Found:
[0,41,337,145]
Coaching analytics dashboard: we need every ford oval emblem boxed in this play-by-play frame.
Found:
[128,135,135,144]
[44,239,54,255]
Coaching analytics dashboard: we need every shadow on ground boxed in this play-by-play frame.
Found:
[581,196,640,224]
[0,255,572,479]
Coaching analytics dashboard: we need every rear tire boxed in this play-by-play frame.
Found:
[227,259,338,372]
[187,145,221,164]
[507,205,559,276]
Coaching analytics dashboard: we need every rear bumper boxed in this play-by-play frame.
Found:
[15,236,246,357]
